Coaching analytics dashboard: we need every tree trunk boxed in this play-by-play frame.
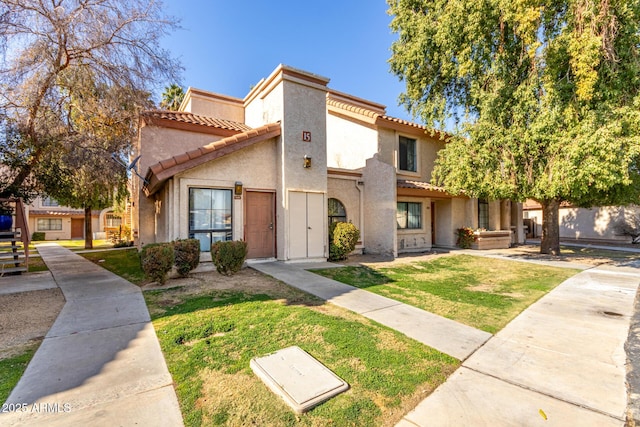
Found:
[84,207,93,249]
[540,199,561,255]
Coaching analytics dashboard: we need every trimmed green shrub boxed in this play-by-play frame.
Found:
[32,232,46,241]
[456,227,477,249]
[211,240,247,276]
[174,238,200,276]
[329,222,360,261]
[140,243,174,284]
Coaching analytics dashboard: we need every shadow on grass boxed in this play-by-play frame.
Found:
[311,265,395,289]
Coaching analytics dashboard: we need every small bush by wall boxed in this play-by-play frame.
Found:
[329,222,360,261]
[32,232,46,241]
[456,227,477,249]
[174,238,200,276]
[211,240,247,276]
[140,243,175,284]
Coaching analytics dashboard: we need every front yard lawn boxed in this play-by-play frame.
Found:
[144,270,458,427]
[313,254,579,334]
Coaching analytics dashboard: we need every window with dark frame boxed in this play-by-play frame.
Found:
[37,218,62,231]
[188,188,232,252]
[42,197,59,207]
[478,199,489,230]
[328,198,347,225]
[398,136,417,172]
[397,202,422,229]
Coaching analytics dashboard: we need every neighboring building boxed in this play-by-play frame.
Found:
[27,196,125,241]
[132,65,524,260]
[523,200,639,243]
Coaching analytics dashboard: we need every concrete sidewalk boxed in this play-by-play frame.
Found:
[0,243,183,426]
[250,261,491,361]
[397,259,640,426]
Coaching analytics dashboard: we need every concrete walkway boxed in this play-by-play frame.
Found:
[0,243,183,426]
[397,259,640,426]
[250,261,492,361]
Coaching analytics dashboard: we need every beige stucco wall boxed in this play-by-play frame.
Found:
[525,205,639,242]
[363,154,397,256]
[145,140,277,248]
[326,114,378,169]
[397,196,431,253]
[327,175,363,241]
[433,197,472,248]
[182,89,244,123]
[135,125,227,247]
[377,128,445,183]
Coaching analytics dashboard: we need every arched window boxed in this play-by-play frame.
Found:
[328,198,347,224]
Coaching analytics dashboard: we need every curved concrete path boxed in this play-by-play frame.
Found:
[397,259,640,427]
[0,243,183,426]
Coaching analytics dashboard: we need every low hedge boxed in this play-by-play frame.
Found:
[329,222,360,261]
[140,243,174,284]
[174,238,200,276]
[211,240,247,276]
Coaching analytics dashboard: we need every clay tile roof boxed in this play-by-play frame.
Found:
[397,179,447,192]
[29,209,95,216]
[326,97,381,119]
[141,110,252,133]
[143,122,281,196]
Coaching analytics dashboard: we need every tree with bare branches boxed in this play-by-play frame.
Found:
[0,0,181,203]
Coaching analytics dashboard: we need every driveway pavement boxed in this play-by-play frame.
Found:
[0,243,183,426]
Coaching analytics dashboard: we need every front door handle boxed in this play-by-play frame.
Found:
[269,222,273,230]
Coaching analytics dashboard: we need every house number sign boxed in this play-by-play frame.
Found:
[302,131,311,142]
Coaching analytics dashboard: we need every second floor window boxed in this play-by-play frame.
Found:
[42,197,59,207]
[399,136,417,172]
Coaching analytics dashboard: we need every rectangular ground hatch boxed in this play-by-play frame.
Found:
[250,346,349,413]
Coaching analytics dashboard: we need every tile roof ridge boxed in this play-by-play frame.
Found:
[143,122,281,196]
[141,109,252,132]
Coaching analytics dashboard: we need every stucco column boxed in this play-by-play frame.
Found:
[362,154,397,256]
[500,200,511,230]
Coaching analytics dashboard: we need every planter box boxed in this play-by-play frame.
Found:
[471,230,512,250]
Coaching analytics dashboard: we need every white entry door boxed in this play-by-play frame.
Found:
[289,191,325,259]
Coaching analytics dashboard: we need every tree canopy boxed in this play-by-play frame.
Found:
[0,0,181,203]
[388,0,640,254]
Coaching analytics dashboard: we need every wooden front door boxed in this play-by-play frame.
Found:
[245,191,275,258]
[71,218,84,239]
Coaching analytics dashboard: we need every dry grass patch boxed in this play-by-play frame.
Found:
[145,267,458,426]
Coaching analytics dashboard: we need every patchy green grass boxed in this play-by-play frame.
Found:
[0,345,38,403]
[26,256,48,272]
[314,255,579,334]
[29,239,113,252]
[145,273,458,427]
[81,249,146,285]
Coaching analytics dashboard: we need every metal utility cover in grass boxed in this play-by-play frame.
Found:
[250,346,349,413]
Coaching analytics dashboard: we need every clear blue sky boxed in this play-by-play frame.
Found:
[159,0,412,122]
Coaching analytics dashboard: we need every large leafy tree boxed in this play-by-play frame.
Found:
[0,0,181,202]
[388,0,640,254]
[44,71,151,248]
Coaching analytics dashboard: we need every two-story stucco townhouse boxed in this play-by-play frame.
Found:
[132,65,525,260]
